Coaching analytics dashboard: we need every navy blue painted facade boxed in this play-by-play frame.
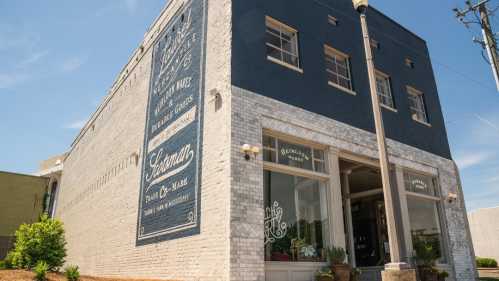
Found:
[231,0,452,159]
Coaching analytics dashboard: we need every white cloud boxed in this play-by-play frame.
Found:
[0,73,28,89]
[454,152,493,170]
[64,119,87,130]
[61,56,87,73]
[18,50,49,67]
[124,0,139,14]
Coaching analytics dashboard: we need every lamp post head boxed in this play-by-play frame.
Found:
[352,0,368,13]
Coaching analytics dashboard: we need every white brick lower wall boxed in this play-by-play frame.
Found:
[230,86,478,281]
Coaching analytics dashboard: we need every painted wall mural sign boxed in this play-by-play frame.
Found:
[136,0,207,245]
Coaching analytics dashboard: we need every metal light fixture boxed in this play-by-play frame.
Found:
[352,0,368,12]
[241,144,260,161]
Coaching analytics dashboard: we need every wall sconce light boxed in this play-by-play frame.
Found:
[241,144,260,161]
[210,89,222,111]
[447,192,458,203]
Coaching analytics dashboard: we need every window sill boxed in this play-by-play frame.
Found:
[412,118,432,127]
[267,56,303,73]
[328,81,356,96]
[381,104,397,113]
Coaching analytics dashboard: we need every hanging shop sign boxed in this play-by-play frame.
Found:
[136,0,207,246]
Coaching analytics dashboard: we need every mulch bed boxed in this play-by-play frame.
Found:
[0,270,170,281]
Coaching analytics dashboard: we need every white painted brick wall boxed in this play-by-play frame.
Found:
[230,86,477,281]
[57,0,232,280]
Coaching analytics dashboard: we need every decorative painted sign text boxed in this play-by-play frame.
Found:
[136,0,206,245]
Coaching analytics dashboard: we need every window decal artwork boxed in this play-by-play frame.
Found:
[264,201,288,245]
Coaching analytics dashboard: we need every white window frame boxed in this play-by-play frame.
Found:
[375,70,396,112]
[324,45,355,96]
[401,170,449,266]
[407,86,430,126]
[263,132,328,177]
[265,16,302,73]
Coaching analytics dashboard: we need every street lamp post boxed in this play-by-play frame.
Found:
[352,0,416,280]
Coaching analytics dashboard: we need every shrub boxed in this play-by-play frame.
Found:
[34,260,49,281]
[0,251,14,269]
[8,214,66,270]
[477,257,498,268]
[64,265,80,281]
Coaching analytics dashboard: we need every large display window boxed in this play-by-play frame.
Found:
[404,171,447,264]
[264,170,329,262]
[263,133,330,263]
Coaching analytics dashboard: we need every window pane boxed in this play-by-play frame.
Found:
[277,140,313,170]
[265,17,300,68]
[404,171,437,196]
[264,171,329,262]
[263,135,276,148]
[283,53,299,67]
[266,45,281,61]
[314,161,326,173]
[313,149,325,160]
[407,196,446,263]
[325,48,352,90]
[264,149,277,163]
[265,32,281,48]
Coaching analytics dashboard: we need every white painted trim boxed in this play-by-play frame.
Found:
[266,56,304,73]
[328,81,357,96]
[349,188,383,199]
[381,103,398,113]
[328,150,346,250]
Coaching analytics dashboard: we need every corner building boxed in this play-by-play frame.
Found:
[55,0,477,280]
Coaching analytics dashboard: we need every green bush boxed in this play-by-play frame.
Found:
[477,257,498,268]
[64,265,80,281]
[8,214,66,270]
[34,260,49,281]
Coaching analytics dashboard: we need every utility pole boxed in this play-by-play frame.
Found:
[455,0,499,91]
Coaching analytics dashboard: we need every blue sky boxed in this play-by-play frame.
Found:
[0,0,498,211]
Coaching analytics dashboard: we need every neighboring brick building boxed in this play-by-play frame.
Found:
[0,171,48,259]
[53,0,477,280]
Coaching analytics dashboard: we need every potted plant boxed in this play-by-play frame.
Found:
[350,268,362,281]
[437,270,449,281]
[327,247,350,281]
[413,236,441,281]
[316,267,334,281]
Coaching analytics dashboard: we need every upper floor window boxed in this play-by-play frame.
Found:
[375,71,395,110]
[265,16,301,71]
[325,45,354,94]
[407,86,429,124]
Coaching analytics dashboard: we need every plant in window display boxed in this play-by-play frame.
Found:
[326,247,351,281]
[315,267,335,281]
[413,233,446,281]
[350,268,362,281]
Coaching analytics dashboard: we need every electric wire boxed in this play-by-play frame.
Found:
[311,0,499,93]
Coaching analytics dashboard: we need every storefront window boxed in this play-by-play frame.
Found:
[264,170,329,262]
[263,134,327,173]
[404,171,446,264]
[404,171,436,196]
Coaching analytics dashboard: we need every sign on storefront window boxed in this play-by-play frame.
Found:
[263,134,326,173]
[403,171,437,197]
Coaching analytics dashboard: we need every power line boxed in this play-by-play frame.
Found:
[455,0,499,91]
[310,0,499,93]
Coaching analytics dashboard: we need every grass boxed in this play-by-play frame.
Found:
[0,270,172,281]
[480,278,499,281]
